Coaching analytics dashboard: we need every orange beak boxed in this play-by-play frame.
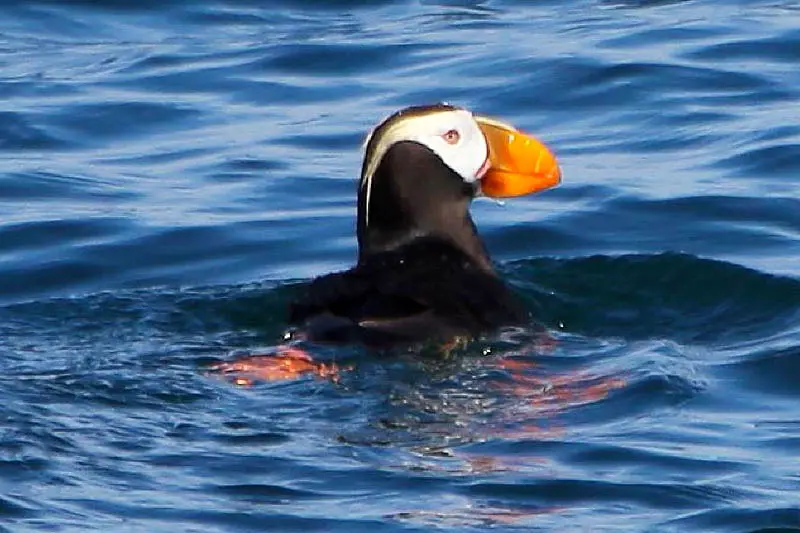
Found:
[476,116,561,198]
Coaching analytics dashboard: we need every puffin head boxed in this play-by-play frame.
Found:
[357,103,560,270]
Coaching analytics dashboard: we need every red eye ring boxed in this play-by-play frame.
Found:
[442,129,460,145]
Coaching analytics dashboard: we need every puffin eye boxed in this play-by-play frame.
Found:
[442,129,460,145]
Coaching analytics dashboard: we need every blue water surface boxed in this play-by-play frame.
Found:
[1,1,800,531]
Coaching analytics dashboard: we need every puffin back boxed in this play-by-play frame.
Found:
[289,237,526,347]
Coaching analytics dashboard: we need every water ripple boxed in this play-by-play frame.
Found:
[1,1,799,531]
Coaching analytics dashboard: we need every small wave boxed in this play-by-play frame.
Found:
[663,506,800,532]
[508,252,800,344]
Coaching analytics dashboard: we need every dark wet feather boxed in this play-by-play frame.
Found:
[289,237,526,347]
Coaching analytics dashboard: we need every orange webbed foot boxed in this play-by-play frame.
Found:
[208,346,350,386]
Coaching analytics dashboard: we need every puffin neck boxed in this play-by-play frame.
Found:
[356,141,495,273]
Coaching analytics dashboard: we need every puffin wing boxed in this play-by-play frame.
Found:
[289,270,457,345]
[288,245,525,346]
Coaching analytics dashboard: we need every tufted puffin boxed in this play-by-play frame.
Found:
[287,103,561,348]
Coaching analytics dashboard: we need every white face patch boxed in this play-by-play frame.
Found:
[360,109,489,227]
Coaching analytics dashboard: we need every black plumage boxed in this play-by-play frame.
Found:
[288,107,528,347]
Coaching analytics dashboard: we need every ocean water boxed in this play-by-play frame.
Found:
[1,1,799,531]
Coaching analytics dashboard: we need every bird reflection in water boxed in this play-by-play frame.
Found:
[207,336,626,417]
[208,335,627,528]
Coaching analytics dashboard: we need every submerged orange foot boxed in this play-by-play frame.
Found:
[208,346,349,386]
